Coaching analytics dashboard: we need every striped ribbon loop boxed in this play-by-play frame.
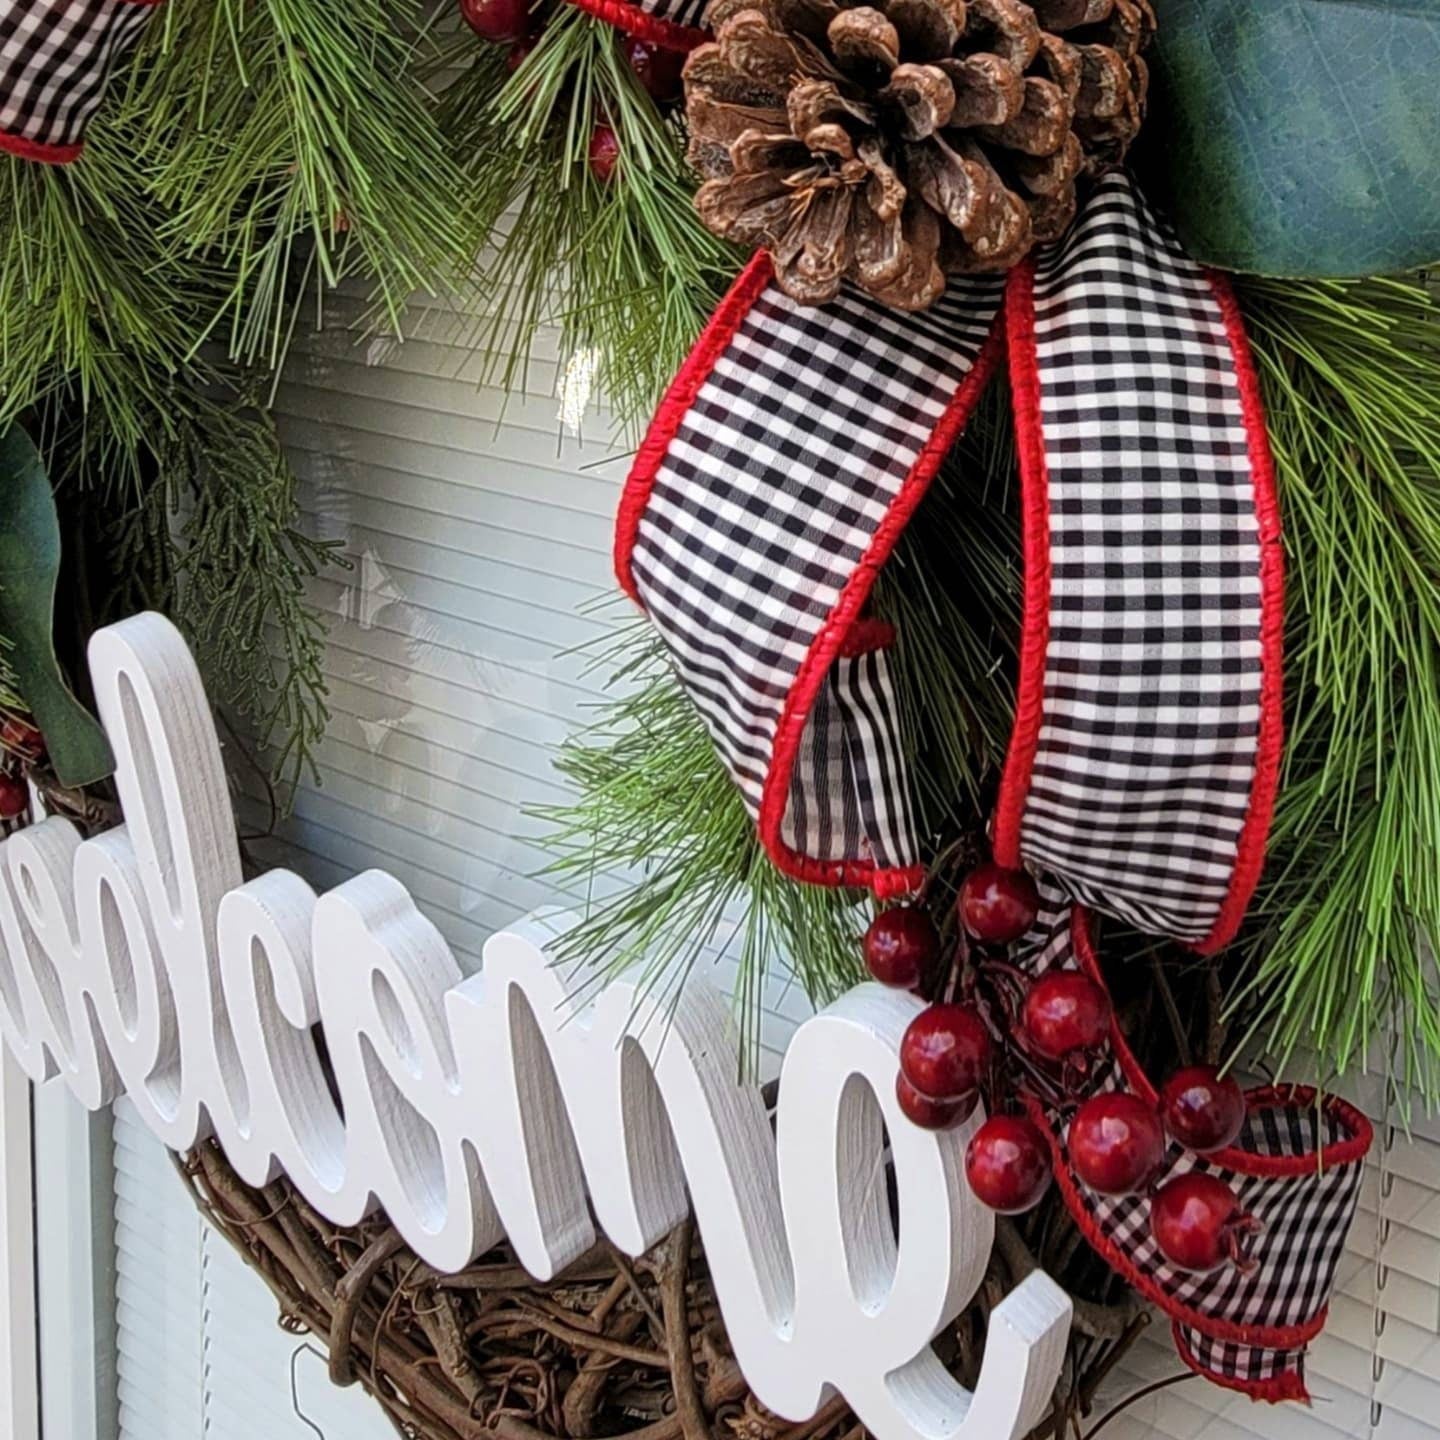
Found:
[0,0,162,164]
[996,175,1284,953]
[619,172,1281,933]
[617,257,1005,897]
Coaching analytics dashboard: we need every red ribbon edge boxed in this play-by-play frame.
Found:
[0,131,85,164]
[757,315,1005,898]
[1171,1322,1311,1405]
[615,255,1006,897]
[614,250,773,602]
[564,0,709,50]
[991,259,1048,869]
[1195,270,1286,955]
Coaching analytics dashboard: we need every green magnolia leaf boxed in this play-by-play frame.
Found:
[1144,0,1440,276]
[0,424,115,788]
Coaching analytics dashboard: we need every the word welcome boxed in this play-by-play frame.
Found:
[0,613,1069,1440]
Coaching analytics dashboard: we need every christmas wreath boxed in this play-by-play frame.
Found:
[2,0,1439,1428]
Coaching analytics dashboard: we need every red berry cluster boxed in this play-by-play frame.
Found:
[862,860,1260,1274]
[0,715,43,825]
[458,0,685,182]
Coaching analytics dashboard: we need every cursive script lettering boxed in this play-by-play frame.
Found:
[0,613,1069,1440]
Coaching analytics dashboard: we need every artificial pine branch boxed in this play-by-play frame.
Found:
[1230,274,1440,1095]
[435,7,739,434]
[0,142,194,461]
[536,622,866,1067]
[123,0,477,372]
[0,0,468,802]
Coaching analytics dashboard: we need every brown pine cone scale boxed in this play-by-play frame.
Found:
[685,0,1153,309]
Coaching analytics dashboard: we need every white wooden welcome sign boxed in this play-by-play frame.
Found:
[0,613,1070,1440]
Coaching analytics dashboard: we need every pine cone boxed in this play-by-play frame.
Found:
[685,0,1153,309]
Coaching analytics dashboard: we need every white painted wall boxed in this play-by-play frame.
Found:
[94,281,1433,1440]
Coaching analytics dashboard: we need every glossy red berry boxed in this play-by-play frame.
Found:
[957,863,1040,945]
[895,1073,977,1131]
[965,1115,1052,1214]
[1150,1173,1260,1275]
[863,906,939,989]
[1160,1065,1247,1154]
[588,123,621,182]
[0,772,28,820]
[1022,971,1111,1060]
[1067,1092,1167,1196]
[505,36,536,72]
[900,1003,991,1100]
[460,0,531,43]
[623,37,685,101]
[0,716,42,759]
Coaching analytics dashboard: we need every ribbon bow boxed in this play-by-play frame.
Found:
[618,168,1372,1399]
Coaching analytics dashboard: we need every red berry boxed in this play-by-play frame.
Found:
[895,1072,977,1131]
[459,0,530,43]
[900,1003,991,1100]
[863,906,938,989]
[1150,1173,1260,1275]
[1067,1092,1167,1196]
[505,36,535,71]
[1160,1066,1247,1153]
[957,862,1039,944]
[0,772,28,821]
[965,1115,1052,1214]
[588,123,621,182]
[0,716,42,759]
[623,37,685,101]
[1022,971,1111,1060]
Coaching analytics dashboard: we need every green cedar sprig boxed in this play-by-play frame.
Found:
[110,384,342,800]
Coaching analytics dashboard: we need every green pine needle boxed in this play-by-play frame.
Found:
[1230,274,1440,1094]
[124,0,477,372]
[109,383,344,802]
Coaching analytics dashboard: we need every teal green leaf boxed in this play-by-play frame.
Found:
[0,424,114,788]
[1144,0,1440,276]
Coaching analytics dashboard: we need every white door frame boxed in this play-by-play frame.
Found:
[0,1049,39,1440]
[34,1084,118,1440]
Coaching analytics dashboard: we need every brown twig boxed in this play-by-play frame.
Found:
[1147,955,1192,1070]
[330,1226,408,1385]
[659,1219,709,1440]
[174,1139,1161,1440]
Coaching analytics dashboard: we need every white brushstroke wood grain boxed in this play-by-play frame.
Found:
[0,611,1071,1440]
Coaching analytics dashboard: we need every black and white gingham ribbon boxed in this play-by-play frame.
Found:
[620,173,1281,925]
[994,176,1283,954]
[0,0,160,163]
[1015,888,1370,1401]
[619,170,1368,1397]
[618,257,1004,896]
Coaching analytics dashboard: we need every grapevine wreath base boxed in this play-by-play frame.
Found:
[175,1121,1152,1440]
